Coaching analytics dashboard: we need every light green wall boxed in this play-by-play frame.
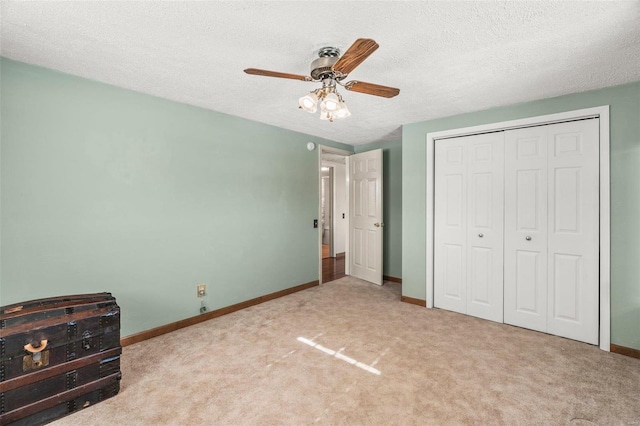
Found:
[402,81,640,350]
[355,139,402,279]
[0,58,352,337]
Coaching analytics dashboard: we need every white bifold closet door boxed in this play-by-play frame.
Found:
[504,119,600,344]
[434,118,599,345]
[503,125,549,332]
[434,132,504,323]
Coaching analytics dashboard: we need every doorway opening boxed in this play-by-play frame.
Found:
[319,146,351,283]
[321,166,333,259]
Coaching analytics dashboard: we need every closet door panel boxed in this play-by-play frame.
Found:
[434,139,467,314]
[515,250,543,313]
[546,119,599,344]
[466,133,504,322]
[504,127,548,333]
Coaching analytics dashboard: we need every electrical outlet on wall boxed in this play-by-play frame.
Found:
[197,284,206,297]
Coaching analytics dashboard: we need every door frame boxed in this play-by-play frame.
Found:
[425,106,611,351]
[318,145,353,283]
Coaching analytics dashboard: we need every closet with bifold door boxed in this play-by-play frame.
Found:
[434,118,600,345]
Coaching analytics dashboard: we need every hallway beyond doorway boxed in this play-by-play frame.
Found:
[322,253,345,283]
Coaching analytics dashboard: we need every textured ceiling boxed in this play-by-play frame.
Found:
[1,1,639,146]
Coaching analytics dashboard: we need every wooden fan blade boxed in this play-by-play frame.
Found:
[244,68,312,81]
[332,38,379,76]
[344,80,400,98]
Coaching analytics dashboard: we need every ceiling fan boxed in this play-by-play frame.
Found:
[244,38,400,122]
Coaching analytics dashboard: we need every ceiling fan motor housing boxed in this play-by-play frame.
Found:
[310,47,344,80]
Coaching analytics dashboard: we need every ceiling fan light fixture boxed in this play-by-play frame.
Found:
[321,92,340,112]
[334,101,351,119]
[245,38,399,123]
[301,85,347,121]
[298,92,318,113]
[320,111,335,122]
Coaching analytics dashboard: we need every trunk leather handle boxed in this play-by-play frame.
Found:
[24,339,48,353]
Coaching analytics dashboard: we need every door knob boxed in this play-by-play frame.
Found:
[374,223,384,227]
[478,233,483,238]
[525,236,532,241]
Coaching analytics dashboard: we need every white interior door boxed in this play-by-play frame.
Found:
[546,119,599,344]
[349,149,383,285]
[434,133,504,321]
[504,126,549,333]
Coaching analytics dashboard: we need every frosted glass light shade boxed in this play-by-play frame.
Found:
[334,102,351,118]
[321,92,340,112]
[299,93,318,113]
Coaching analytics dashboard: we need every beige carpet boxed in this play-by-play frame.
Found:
[52,276,640,425]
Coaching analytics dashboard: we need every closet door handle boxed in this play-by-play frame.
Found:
[525,236,532,241]
[478,233,483,238]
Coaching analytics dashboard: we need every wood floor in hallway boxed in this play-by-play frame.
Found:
[322,252,345,283]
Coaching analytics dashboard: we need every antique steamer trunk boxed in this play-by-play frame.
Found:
[0,293,121,425]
